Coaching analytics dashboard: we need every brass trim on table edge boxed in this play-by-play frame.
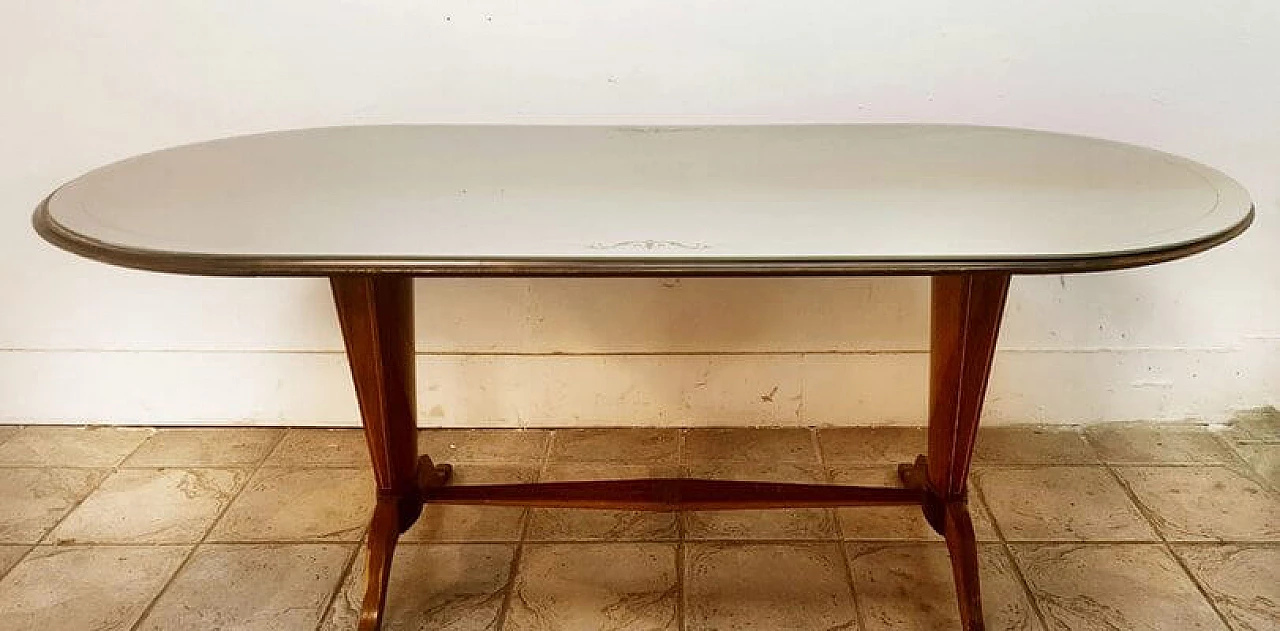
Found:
[33,193,1255,279]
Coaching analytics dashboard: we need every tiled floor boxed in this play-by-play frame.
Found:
[0,419,1276,630]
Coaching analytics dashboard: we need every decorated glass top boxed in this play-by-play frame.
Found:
[35,125,1252,276]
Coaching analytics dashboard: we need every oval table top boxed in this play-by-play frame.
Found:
[35,124,1253,277]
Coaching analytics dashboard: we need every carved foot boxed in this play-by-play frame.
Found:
[943,499,985,630]
[417,455,452,489]
[359,499,402,631]
[897,454,929,489]
[898,455,945,535]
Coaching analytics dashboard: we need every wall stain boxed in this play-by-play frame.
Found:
[760,386,779,403]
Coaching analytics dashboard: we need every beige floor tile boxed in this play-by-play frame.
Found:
[208,467,374,542]
[968,490,1002,542]
[976,467,1155,541]
[1011,543,1227,630]
[818,427,925,464]
[136,543,350,631]
[0,468,108,543]
[1173,544,1280,631]
[829,467,998,541]
[1115,466,1280,542]
[684,542,857,631]
[548,428,679,464]
[421,429,551,463]
[0,546,29,576]
[684,462,838,540]
[527,463,678,541]
[0,426,151,466]
[403,464,537,542]
[975,426,1098,465]
[0,426,18,447]
[682,428,817,463]
[1085,423,1238,464]
[0,545,188,631]
[123,428,284,467]
[1231,407,1280,442]
[506,542,678,631]
[847,543,1042,630]
[835,468,941,541]
[1232,443,1279,488]
[46,468,245,544]
[264,428,370,467]
[323,543,513,631]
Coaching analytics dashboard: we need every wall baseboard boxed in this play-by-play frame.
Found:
[3,346,1274,427]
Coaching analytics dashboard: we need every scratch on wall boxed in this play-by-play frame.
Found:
[760,386,779,403]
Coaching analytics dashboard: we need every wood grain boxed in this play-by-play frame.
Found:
[923,272,1012,631]
[331,275,425,631]
[424,478,923,511]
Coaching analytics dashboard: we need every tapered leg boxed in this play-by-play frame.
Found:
[924,272,1010,631]
[331,274,445,631]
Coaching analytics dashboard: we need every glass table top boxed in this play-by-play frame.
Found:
[35,124,1253,276]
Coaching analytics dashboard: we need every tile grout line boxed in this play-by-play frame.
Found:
[0,426,115,585]
[1218,434,1280,493]
[5,459,1263,471]
[313,538,364,631]
[302,429,375,629]
[491,430,553,630]
[0,545,34,586]
[980,425,1097,630]
[0,427,146,609]
[1097,460,1237,631]
[815,427,869,631]
[127,427,288,631]
[3,461,1249,470]
[1164,547,1236,631]
[969,476,1051,631]
[31,427,157,547]
[312,433,368,631]
[674,428,687,631]
[493,536,1279,545]
[306,427,395,629]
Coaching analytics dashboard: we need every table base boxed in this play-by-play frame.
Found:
[332,272,1008,631]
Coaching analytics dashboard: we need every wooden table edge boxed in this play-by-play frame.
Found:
[33,193,1255,278]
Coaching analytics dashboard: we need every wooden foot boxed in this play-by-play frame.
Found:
[417,455,452,490]
[943,499,984,631]
[897,454,929,489]
[359,499,403,631]
[925,272,1010,631]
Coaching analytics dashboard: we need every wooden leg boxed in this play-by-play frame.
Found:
[332,274,430,631]
[924,272,1010,631]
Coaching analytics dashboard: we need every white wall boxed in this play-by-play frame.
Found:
[1,1,1276,427]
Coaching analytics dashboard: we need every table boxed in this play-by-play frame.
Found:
[35,125,1254,630]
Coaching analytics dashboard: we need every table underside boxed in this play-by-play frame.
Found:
[333,271,1006,631]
